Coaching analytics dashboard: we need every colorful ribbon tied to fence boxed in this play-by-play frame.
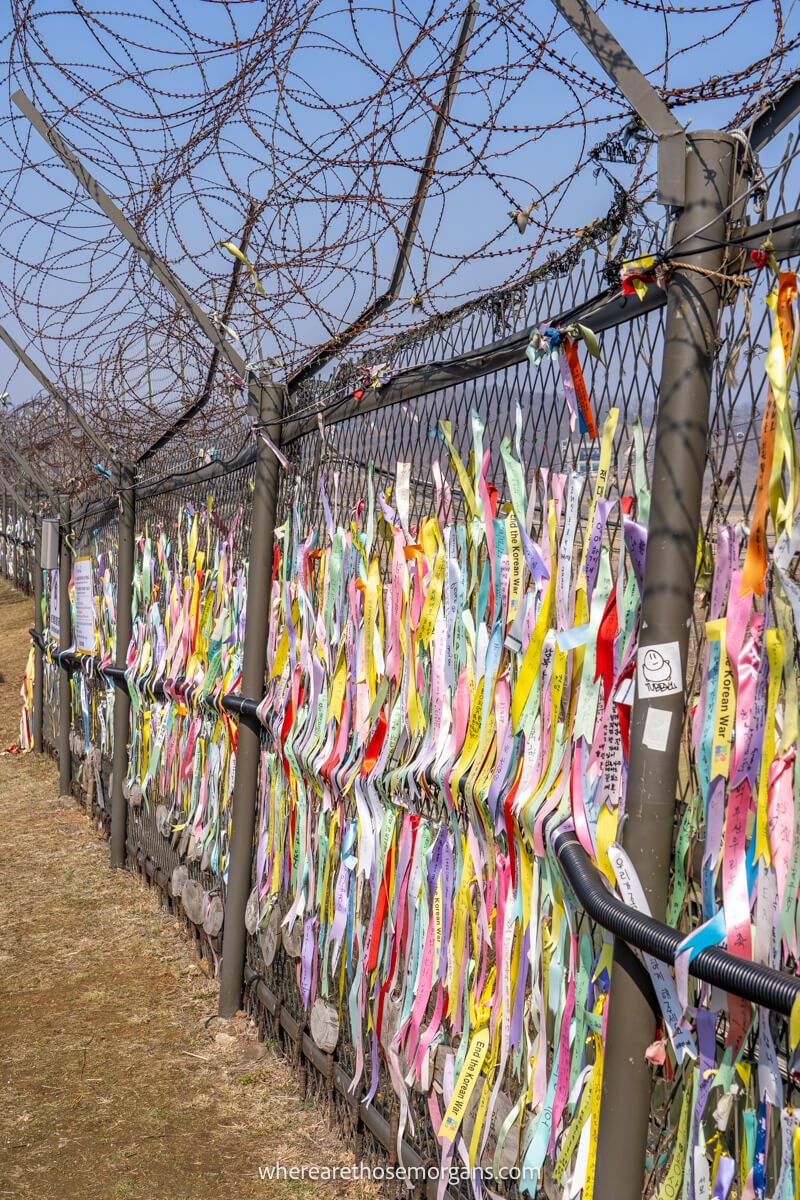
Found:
[19,263,800,1198]
[124,499,246,884]
[249,403,653,1194]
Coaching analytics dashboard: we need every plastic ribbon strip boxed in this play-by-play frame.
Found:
[17,643,35,751]
[250,406,649,1194]
[526,325,600,440]
[123,499,246,890]
[66,534,119,771]
[18,265,800,1196]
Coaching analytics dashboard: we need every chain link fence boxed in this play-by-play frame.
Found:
[10,136,800,1196]
[1,497,34,594]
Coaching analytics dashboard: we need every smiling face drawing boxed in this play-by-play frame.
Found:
[642,649,672,683]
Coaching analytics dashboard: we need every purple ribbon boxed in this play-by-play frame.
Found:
[713,1155,735,1200]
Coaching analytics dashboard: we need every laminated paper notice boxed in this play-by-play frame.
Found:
[50,569,60,642]
[642,706,672,753]
[74,556,95,653]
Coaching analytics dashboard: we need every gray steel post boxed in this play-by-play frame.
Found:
[33,508,44,753]
[12,499,18,585]
[594,130,737,1200]
[13,88,258,406]
[110,467,136,868]
[218,381,285,1017]
[58,495,72,795]
[18,500,24,588]
[3,439,58,505]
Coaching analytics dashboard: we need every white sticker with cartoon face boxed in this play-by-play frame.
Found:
[637,641,683,699]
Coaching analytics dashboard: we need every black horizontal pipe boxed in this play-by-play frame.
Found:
[554,829,800,1016]
[32,626,800,1018]
[281,210,800,447]
[31,631,261,717]
[220,693,262,719]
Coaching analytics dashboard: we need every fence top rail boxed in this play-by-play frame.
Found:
[281,280,663,445]
[69,439,259,527]
[36,196,800,519]
[282,204,800,444]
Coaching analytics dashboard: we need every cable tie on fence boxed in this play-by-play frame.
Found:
[252,423,291,471]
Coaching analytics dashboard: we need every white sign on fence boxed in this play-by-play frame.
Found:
[50,569,60,642]
[73,556,95,653]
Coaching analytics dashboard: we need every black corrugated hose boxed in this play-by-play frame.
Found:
[553,827,800,1016]
[28,628,800,1019]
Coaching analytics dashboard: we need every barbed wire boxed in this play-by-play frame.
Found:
[0,0,796,495]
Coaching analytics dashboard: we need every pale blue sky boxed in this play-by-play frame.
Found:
[0,1,797,423]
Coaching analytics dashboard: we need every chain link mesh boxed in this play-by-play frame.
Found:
[8,136,800,1195]
[125,417,255,907]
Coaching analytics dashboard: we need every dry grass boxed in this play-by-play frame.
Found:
[0,581,378,1200]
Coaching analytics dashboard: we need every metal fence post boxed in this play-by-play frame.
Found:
[16,500,22,587]
[28,511,35,593]
[594,130,738,1200]
[18,501,23,589]
[32,506,44,753]
[58,495,72,795]
[110,467,136,868]
[218,381,285,1017]
[23,506,28,592]
[12,498,18,586]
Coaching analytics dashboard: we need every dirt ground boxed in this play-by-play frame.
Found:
[0,579,376,1200]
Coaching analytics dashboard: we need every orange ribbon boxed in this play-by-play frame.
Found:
[564,340,598,440]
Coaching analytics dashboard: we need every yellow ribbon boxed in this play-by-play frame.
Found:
[220,240,267,298]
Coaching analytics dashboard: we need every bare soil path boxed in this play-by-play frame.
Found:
[0,579,375,1200]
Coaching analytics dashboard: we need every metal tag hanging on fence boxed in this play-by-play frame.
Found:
[258,904,281,968]
[181,881,205,926]
[309,1001,339,1053]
